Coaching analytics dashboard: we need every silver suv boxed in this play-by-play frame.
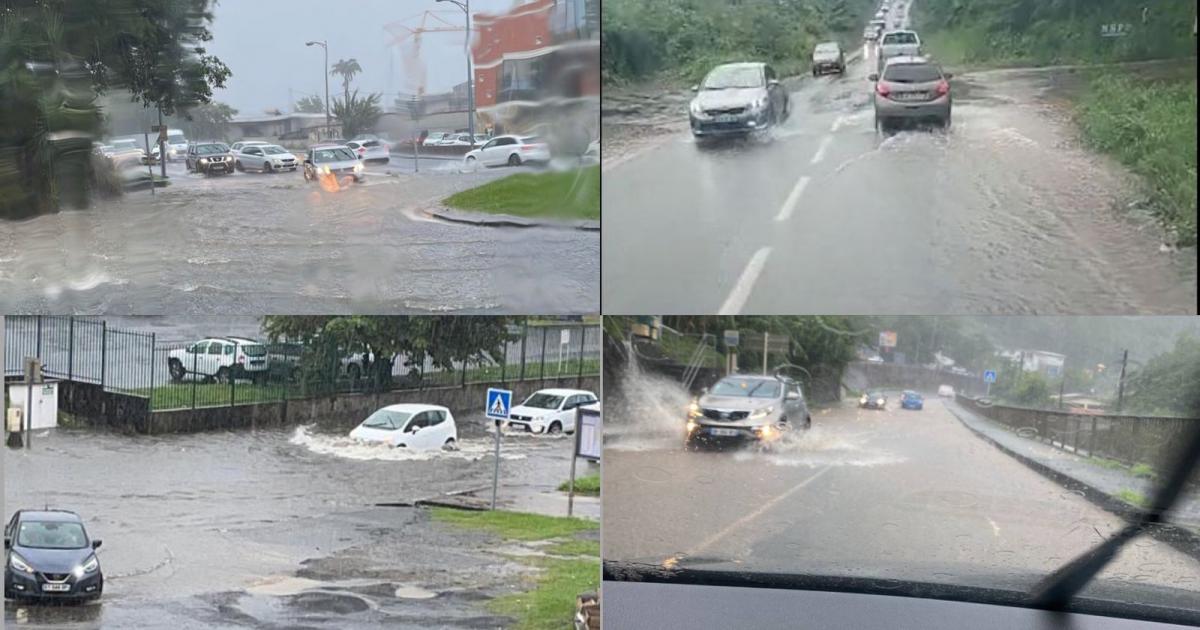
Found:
[685,374,811,450]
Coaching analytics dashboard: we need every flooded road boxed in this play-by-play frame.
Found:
[4,417,579,628]
[600,52,1196,314]
[0,161,598,315]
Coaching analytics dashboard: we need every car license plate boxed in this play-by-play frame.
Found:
[709,428,739,437]
[895,92,926,101]
[713,115,738,123]
[42,583,70,592]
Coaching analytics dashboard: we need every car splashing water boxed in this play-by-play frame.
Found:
[604,342,695,450]
[731,424,908,469]
[290,425,527,462]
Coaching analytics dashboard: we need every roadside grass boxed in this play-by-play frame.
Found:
[430,507,600,630]
[1130,463,1158,480]
[557,474,600,496]
[429,507,598,541]
[658,330,723,368]
[444,166,599,221]
[1075,73,1197,246]
[1089,457,1158,480]
[1115,489,1150,508]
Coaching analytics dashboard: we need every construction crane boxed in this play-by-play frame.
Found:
[384,10,465,98]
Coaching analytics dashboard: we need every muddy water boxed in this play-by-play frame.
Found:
[4,421,573,628]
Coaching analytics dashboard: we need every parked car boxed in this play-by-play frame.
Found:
[302,145,365,183]
[860,390,888,409]
[505,389,599,434]
[812,42,846,76]
[688,62,789,138]
[462,135,551,169]
[938,384,956,398]
[349,404,457,450]
[685,374,811,450]
[900,390,924,410]
[166,337,270,383]
[867,355,885,364]
[5,510,103,602]
[109,138,148,164]
[423,132,452,147]
[185,142,235,175]
[346,139,390,163]
[869,56,953,131]
[864,26,880,41]
[229,140,269,153]
[234,144,298,173]
[877,29,922,71]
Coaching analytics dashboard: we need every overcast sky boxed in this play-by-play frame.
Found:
[207,0,517,116]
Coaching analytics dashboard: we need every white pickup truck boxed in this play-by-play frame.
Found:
[877,30,922,71]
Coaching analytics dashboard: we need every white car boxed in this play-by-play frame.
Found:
[423,132,452,147]
[505,388,599,434]
[167,337,270,383]
[440,133,478,147]
[346,139,390,163]
[234,144,298,173]
[229,140,269,153]
[462,135,550,169]
[350,404,457,450]
[938,385,956,398]
[867,355,885,364]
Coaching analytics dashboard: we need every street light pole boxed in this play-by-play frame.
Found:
[306,40,330,136]
[437,0,476,140]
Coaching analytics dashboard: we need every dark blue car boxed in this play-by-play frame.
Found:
[5,510,103,602]
[900,390,924,410]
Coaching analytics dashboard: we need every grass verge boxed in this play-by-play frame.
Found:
[444,166,599,221]
[557,474,600,497]
[545,539,600,557]
[1115,488,1150,508]
[430,507,598,541]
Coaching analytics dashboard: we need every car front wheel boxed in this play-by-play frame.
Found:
[548,421,562,435]
[507,153,522,167]
[168,359,186,383]
[263,162,273,173]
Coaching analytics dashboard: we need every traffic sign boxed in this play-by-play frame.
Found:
[486,388,512,420]
[724,330,739,348]
[984,370,997,383]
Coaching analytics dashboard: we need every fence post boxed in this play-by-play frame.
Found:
[519,320,528,381]
[191,346,198,410]
[540,327,548,382]
[148,333,156,414]
[577,325,586,382]
[100,321,107,390]
[35,314,42,359]
[1089,417,1098,457]
[500,339,508,384]
[230,342,237,408]
[461,357,468,387]
[67,316,75,381]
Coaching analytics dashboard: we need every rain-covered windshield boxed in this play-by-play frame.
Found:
[523,393,564,409]
[702,66,762,89]
[240,344,266,356]
[263,146,288,155]
[313,147,356,162]
[882,31,918,44]
[18,521,88,549]
[710,378,781,398]
[195,144,228,155]
[361,409,412,431]
[604,315,1200,619]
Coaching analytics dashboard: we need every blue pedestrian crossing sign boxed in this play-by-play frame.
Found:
[984,370,997,383]
[486,388,512,420]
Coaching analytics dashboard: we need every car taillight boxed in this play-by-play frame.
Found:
[876,82,890,98]
[935,80,950,96]
[237,355,245,363]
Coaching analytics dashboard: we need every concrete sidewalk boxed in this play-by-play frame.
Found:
[946,401,1200,529]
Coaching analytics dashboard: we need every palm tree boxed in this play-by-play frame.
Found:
[330,58,362,106]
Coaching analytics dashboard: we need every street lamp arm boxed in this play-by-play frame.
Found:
[436,0,468,12]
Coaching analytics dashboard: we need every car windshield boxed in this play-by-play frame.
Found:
[519,136,540,144]
[523,393,565,409]
[883,31,918,44]
[167,134,185,144]
[361,409,413,431]
[815,44,839,54]
[17,521,88,549]
[263,146,288,155]
[884,63,942,83]
[605,316,1200,620]
[702,66,763,89]
[112,140,136,149]
[196,144,228,155]
[240,344,266,356]
[710,378,781,398]
[313,147,355,162]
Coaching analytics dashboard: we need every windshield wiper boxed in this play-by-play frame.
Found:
[1029,419,1200,608]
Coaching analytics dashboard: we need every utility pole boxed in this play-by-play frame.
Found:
[1116,349,1128,413]
[762,332,769,374]
[1058,357,1067,410]
[437,0,476,140]
[157,105,166,179]
[306,40,331,136]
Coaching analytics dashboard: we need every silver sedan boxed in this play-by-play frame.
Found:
[234,144,299,173]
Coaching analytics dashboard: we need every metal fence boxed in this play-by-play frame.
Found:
[6,316,601,412]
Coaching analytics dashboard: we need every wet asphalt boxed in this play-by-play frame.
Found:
[602,380,1200,612]
[0,158,598,315]
[4,419,580,628]
[600,30,1196,314]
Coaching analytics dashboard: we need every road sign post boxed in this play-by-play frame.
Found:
[724,330,739,375]
[486,388,513,510]
[569,404,602,517]
[983,369,996,396]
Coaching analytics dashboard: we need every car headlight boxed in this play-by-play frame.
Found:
[354,163,363,172]
[860,395,868,404]
[877,398,885,405]
[689,101,702,116]
[687,401,702,418]
[82,555,99,574]
[321,165,331,174]
[10,553,33,573]
[686,419,698,432]
[749,406,774,420]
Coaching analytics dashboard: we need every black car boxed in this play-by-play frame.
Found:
[5,510,103,602]
[185,142,235,175]
[688,62,789,138]
[859,390,888,409]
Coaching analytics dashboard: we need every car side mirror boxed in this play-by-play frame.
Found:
[786,391,799,401]
[92,539,102,549]
[410,426,420,434]
[690,84,699,92]
[944,73,954,79]
[768,79,781,87]
[4,537,10,549]
[868,74,879,82]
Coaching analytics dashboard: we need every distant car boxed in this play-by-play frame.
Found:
[867,355,885,364]
[900,390,924,410]
[938,385,956,398]
[234,144,298,173]
[229,140,269,153]
[350,404,457,450]
[167,337,269,383]
[439,133,478,148]
[423,132,452,147]
[688,62,790,138]
[185,142,234,175]
[860,390,888,409]
[303,145,364,183]
[870,55,953,132]
[346,139,390,163]
[877,30,922,71]
[109,138,148,164]
[685,374,811,450]
[875,10,886,19]
[864,27,880,41]
[5,510,103,602]
[505,389,599,434]
[812,42,846,76]
[462,134,550,169]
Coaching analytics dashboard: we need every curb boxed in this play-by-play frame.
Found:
[423,206,600,232]
[945,403,1200,563]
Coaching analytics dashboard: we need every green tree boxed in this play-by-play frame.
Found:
[178,101,236,141]
[332,90,382,140]
[1121,334,1200,416]
[295,95,325,114]
[330,57,362,105]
